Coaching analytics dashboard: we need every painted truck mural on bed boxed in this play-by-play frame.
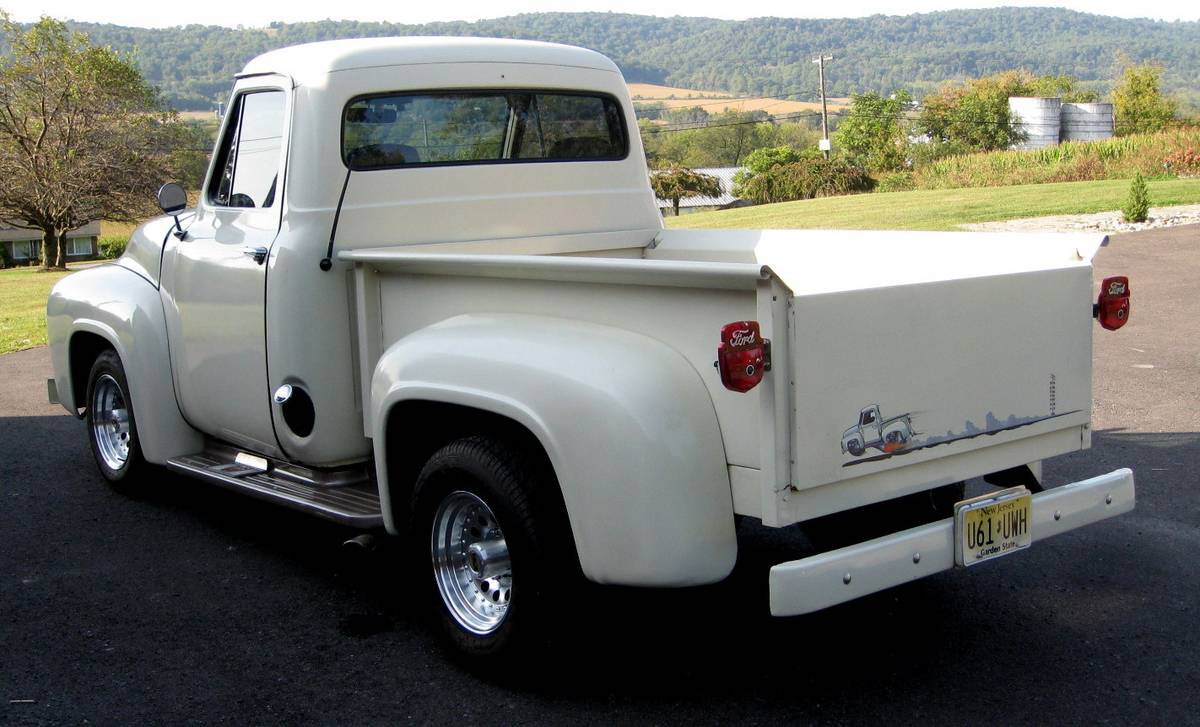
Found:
[840,402,1083,468]
[840,404,915,457]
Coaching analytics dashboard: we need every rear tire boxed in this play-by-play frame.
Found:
[409,435,572,659]
[85,350,148,487]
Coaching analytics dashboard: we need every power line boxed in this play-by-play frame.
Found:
[631,88,824,111]
[642,106,1020,135]
[641,110,824,134]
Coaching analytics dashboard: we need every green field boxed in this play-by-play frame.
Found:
[4,177,1200,356]
[668,177,1200,231]
[0,266,75,354]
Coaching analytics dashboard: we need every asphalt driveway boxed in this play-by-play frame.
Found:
[1,225,1197,724]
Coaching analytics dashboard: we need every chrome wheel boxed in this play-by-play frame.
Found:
[91,374,131,471]
[430,490,512,636]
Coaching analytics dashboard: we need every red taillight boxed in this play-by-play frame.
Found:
[718,321,769,393]
[1096,275,1131,331]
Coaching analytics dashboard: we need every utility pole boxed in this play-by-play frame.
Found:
[812,54,834,159]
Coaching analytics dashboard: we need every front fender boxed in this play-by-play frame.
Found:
[369,314,737,587]
[47,264,202,463]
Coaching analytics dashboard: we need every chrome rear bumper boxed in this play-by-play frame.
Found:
[769,468,1135,617]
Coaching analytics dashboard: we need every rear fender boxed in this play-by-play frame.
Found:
[47,264,202,463]
[369,314,737,587]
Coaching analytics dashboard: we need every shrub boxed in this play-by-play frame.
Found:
[1164,148,1200,177]
[732,145,820,197]
[1122,173,1151,223]
[738,158,875,205]
[913,126,1200,190]
[98,236,128,259]
[875,171,916,193]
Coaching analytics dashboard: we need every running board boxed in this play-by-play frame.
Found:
[166,451,383,529]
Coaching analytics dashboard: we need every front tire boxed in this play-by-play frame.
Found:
[85,350,148,486]
[410,435,569,659]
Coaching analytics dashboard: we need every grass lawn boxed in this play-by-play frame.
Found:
[668,177,1200,231]
[0,265,81,355]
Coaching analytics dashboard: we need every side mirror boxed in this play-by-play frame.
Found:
[156,182,188,214]
[156,182,188,240]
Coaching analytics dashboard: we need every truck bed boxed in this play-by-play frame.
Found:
[342,227,1107,528]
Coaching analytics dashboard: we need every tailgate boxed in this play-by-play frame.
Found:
[758,230,1104,526]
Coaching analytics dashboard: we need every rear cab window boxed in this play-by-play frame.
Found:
[341,91,628,170]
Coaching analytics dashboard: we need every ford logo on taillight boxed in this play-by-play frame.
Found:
[718,320,769,393]
[1096,275,1131,331]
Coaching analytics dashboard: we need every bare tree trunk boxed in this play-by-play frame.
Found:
[39,226,57,270]
[673,198,681,216]
[39,227,65,269]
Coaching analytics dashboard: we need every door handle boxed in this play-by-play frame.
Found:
[242,246,268,265]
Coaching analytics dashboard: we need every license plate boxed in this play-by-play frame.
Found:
[954,486,1032,567]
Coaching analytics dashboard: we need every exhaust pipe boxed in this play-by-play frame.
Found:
[342,533,380,552]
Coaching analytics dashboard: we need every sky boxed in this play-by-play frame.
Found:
[5,0,1198,29]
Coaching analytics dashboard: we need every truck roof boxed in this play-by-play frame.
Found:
[239,37,621,83]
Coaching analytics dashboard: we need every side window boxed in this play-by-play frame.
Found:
[207,90,286,208]
[861,410,876,425]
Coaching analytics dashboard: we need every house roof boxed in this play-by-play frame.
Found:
[0,221,101,242]
[656,167,744,209]
[240,37,620,85]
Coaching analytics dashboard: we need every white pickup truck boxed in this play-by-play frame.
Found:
[47,37,1136,658]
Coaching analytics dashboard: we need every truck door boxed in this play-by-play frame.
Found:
[161,82,289,457]
[860,406,882,444]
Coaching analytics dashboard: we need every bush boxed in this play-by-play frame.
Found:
[913,126,1200,190]
[875,171,916,193]
[1164,148,1200,177]
[908,139,976,168]
[732,145,820,197]
[1122,173,1151,223]
[98,236,128,259]
[738,158,875,205]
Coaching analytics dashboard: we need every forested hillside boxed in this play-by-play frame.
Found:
[61,8,1200,111]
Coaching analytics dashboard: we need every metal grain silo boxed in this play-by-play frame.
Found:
[1008,97,1061,149]
[1061,102,1115,142]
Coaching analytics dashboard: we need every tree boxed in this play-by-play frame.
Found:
[1112,62,1176,136]
[649,167,723,216]
[642,116,818,169]
[914,70,1095,154]
[833,90,912,172]
[1122,172,1150,223]
[0,15,186,269]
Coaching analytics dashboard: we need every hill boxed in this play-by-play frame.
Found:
[61,9,1200,111]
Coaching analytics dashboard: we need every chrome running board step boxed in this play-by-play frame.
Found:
[166,450,383,529]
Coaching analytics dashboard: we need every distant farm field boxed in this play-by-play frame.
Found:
[667,177,1200,231]
[628,82,848,115]
[627,83,733,99]
[178,110,220,121]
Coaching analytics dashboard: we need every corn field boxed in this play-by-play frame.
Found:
[914,126,1200,190]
